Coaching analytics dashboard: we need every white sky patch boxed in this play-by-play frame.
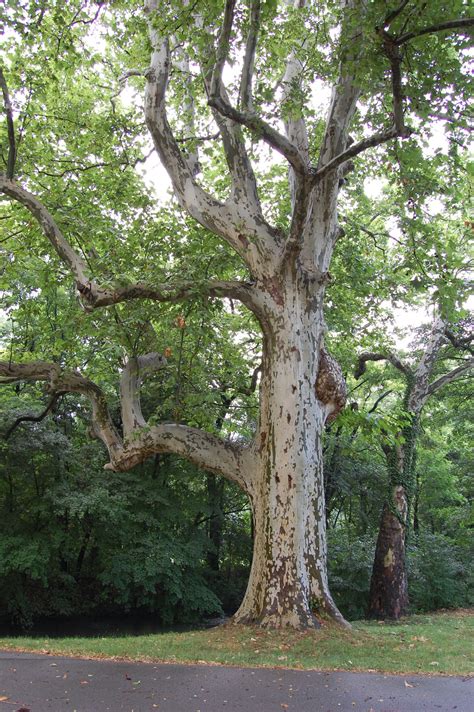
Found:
[422,120,449,158]
[363,177,387,200]
[390,304,432,351]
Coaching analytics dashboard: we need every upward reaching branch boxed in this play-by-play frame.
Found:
[408,316,446,412]
[0,67,16,179]
[144,1,280,277]
[208,0,308,176]
[239,0,261,112]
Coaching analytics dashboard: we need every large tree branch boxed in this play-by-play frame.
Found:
[355,351,412,380]
[108,423,250,490]
[208,0,308,177]
[0,67,16,179]
[408,315,447,411]
[316,1,415,186]
[281,0,313,255]
[317,1,361,173]
[207,96,308,177]
[120,352,166,438]
[313,127,399,183]
[0,359,253,490]
[0,177,90,285]
[0,177,262,315]
[239,0,261,112]
[396,17,474,46]
[425,358,474,399]
[79,279,261,313]
[174,2,271,248]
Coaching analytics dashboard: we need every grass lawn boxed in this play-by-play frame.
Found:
[0,610,472,676]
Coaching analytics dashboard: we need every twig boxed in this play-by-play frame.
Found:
[4,393,62,440]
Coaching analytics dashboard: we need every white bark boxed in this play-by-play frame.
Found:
[231,272,347,627]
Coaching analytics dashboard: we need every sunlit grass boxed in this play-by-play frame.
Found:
[0,610,472,676]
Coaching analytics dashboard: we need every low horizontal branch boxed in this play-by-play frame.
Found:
[79,279,258,312]
[355,351,412,380]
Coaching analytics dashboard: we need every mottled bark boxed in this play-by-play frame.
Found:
[231,272,347,628]
[368,488,409,619]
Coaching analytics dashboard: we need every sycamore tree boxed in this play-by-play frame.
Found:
[1,0,472,628]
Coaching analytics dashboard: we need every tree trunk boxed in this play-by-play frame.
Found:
[206,475,225,571]
[367,486,409,619]
[233,277,347,628]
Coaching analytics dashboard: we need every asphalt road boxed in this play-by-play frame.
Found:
[0,651,471,712]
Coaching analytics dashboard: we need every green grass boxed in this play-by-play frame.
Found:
[0,610,472,676]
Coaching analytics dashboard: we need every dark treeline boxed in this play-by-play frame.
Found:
[1,375,471,631]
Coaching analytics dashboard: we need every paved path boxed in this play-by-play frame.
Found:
[0,651,471,712]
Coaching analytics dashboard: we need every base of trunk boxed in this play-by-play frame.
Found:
[232,589,350,630]
[232,609,321,629]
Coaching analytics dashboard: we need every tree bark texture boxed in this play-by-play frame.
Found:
[368,488,409,619]
[231,272,346,627]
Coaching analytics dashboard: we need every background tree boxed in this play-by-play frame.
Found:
[1,0,473,629]
[356,316,473,619]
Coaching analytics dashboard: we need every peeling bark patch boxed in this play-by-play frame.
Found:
[287,412,291,424]
[238,233,250,248]
[288,474,293,489]
[315,347,347,421]
[266,277,284,307]
[384,548,394,569]
[259,431,267,452]
[290,346,301,361]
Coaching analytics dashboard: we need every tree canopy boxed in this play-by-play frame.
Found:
[1,0,473,629]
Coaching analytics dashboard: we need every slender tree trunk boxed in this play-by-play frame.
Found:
[367,485,409,619]
[206,475,225,571]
